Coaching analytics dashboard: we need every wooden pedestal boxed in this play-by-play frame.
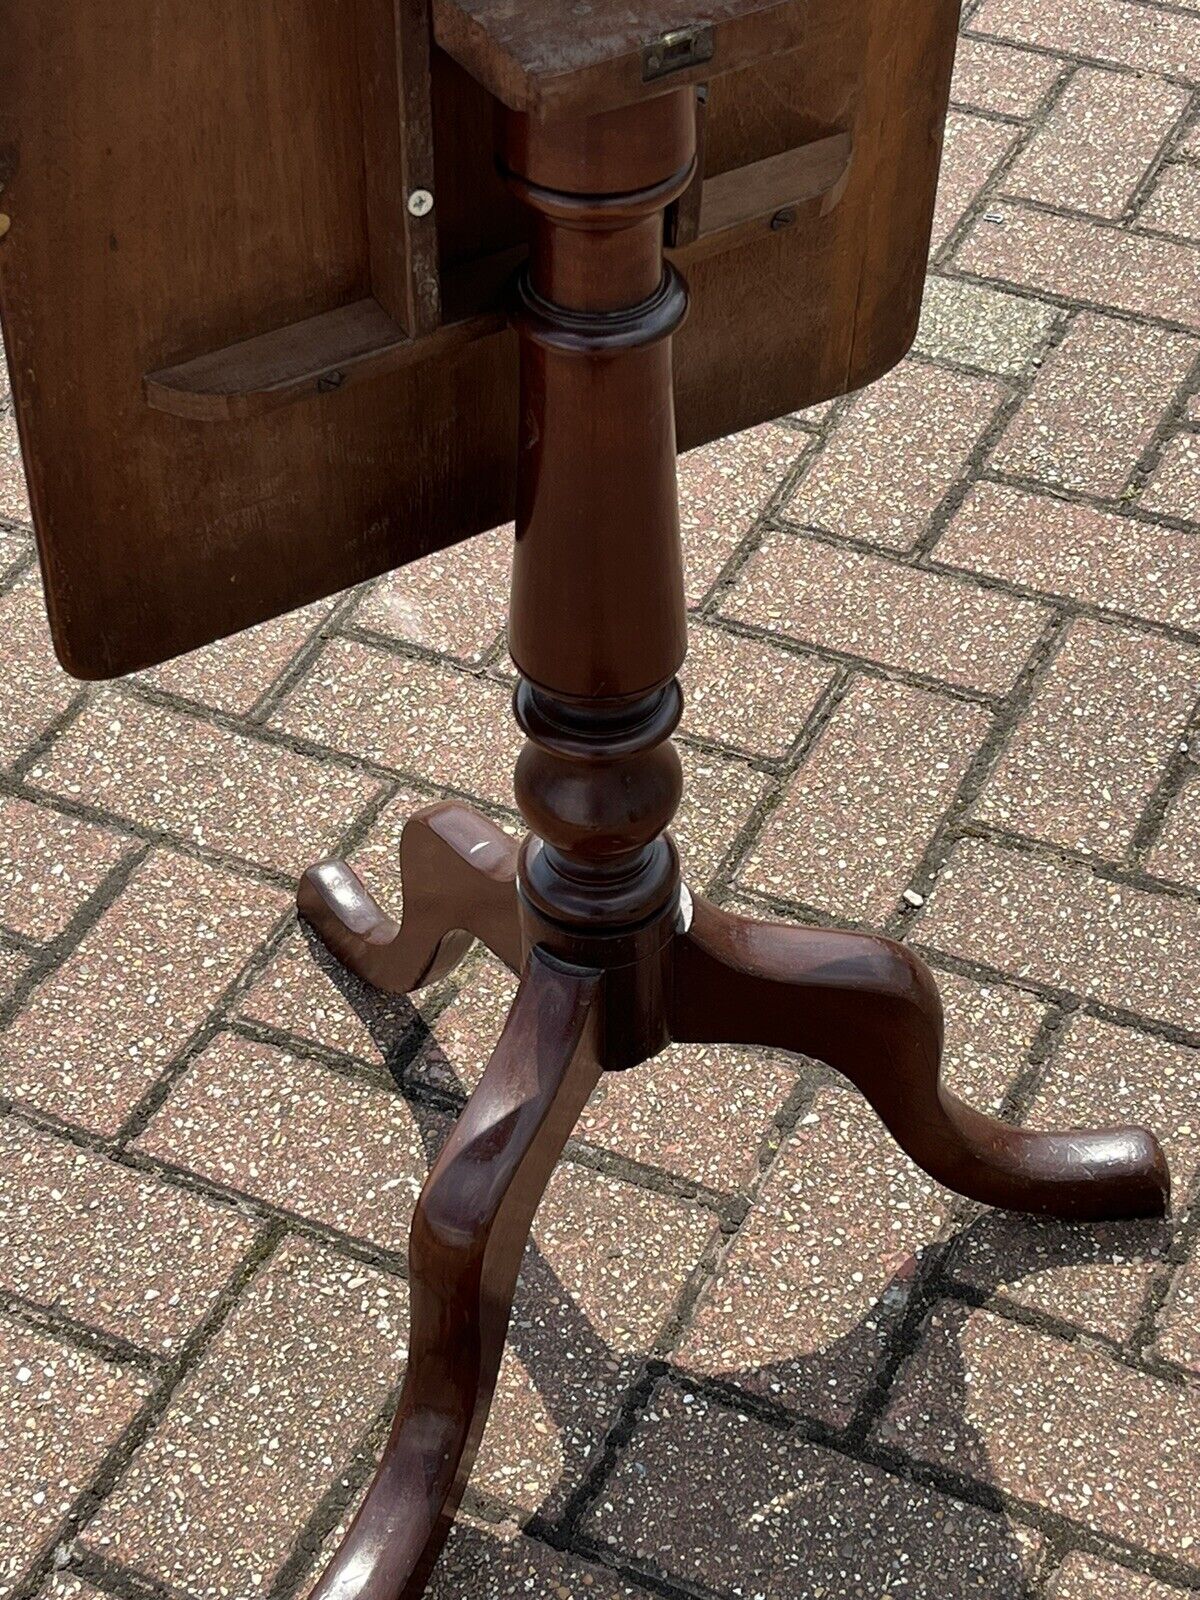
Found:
[294,91,1170,1600]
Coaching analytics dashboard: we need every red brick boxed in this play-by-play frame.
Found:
[740,677,991,920]
[473,1162,713,1514]
[0,1314,152,1597]
[575,1041,797,1192]
[1049,1553,1192,1600]
[677,423,802,606]
[0,575,80,768]
[0,798,130,943]
[936,480,1200,631]
[1004,68,1189,218]
[951,37,1063,117]
[973,619,1200,856]
[354,523,511,665]
[878,1301,1200,1560]
[0,850,287,1135]
[1141,162,1200,241]
[917,837,1200,1031]
[680,623,832,759]
[990,312,1197,494]
[722,530,1050,693]
[588,1380,1041,1596]
[137,1033,439,1249]
[674,742,772,890]
[1151,777,1200,890]
[785,360,1007,552]
[1141,432,1200,523]
[0,407,30,523]
[272,638,520,808]
[429,1519,658,1597]
[83,1237,408,1600]
[971,0,1200,81]
[135,600,333,717]
[0,1119,258,1352]
[29,694,381,879]
[948,1011,1199,1342]
[955,205,1200,329]
[1157,1248,1200,1372]
[931,113,1020,253]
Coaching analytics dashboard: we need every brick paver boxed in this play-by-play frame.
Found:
[920,838,1200,1033]
[738,675,991,920]
[954,205,1200,327]
[936,481,1200,631]
[972,618,1200,857]
[1003,67,1189,218]
[0,1315,152,1600]
[722,530,1050,694]
[0,1118,258,1353]
[878,1301,1200,1556]
[3,11,1200,1598]
[988,312,1197,495]
[784,360,1007,551]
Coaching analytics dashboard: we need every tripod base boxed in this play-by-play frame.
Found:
[297,800,1169,1600]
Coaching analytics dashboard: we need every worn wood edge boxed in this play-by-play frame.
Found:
[431,0,810,117]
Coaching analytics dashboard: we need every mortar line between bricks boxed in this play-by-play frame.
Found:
[1121,338,1200,504]
[244,582,371,725]
[1128,679,1200,866]
[879,609,1072,939]
[63,1549,195,1600]
[6,1222,289,1600]
[907,329,1073,569]
[983,460,1200,537]
[705,667,856,894]
[0,1291,170,1375]
[958,27,1199,92]
[1127,87,1200,223]
[756,502,1200,647]
[933,62,1078,274]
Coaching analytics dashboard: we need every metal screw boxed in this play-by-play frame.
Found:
[770,209,796,231]
[317,370,346,393]
[407,189,434,218]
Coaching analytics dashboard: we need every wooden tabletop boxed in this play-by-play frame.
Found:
[432,0,810,116]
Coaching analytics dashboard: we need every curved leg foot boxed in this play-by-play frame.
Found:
[298,801,522,993]
[310,948,603,1600]
[671,896,1169,1220]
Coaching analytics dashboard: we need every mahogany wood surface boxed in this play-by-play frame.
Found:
[297,800,522,991]
[673,897,1171,1219]
[307,947,604,1600]
[2,0,957,677]
[295,90,1170,1600]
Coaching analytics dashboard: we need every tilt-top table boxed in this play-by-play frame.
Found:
[0,0,1171,1593]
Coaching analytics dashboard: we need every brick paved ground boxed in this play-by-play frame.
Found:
[2,7,1200,1597]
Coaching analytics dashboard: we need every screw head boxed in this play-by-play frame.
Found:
[770,208,796,231]
[407,189,434,218]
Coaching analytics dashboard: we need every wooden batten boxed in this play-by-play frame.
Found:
[144,137,852,422]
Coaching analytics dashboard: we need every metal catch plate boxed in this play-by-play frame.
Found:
[642,25,715,79]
